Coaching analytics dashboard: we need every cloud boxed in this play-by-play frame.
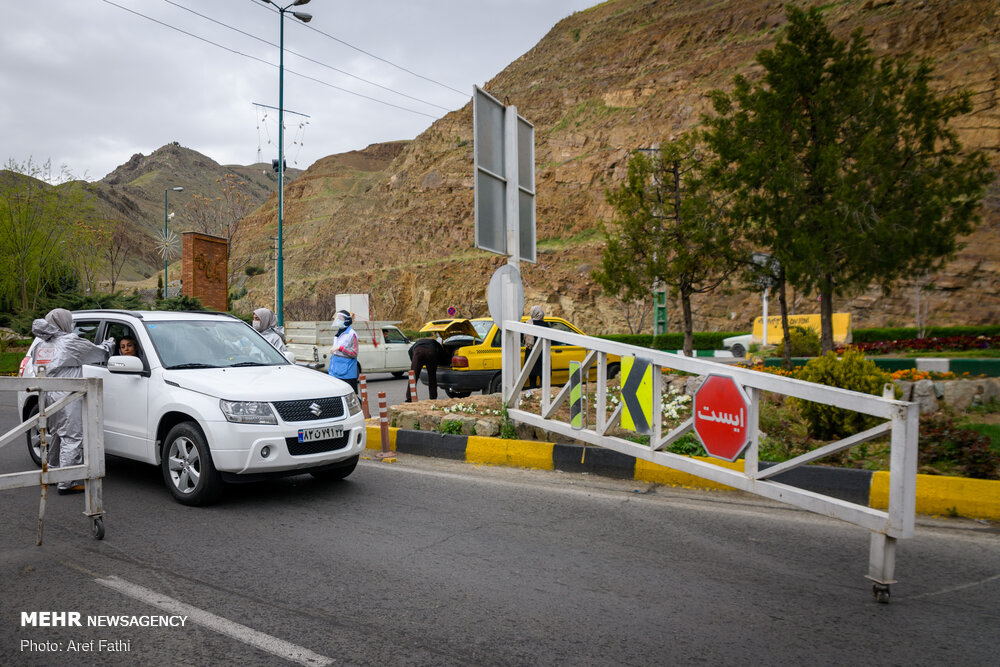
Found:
[2,0,595,180]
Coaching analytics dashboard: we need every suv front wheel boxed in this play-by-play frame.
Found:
[25,402,42,467]
[161,422,223,506]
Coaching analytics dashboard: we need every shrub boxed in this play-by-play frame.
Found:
[599,331,744,351]
[852,325,1000,343]
[666,433,706,456]
[157,294,205,312]
[776,326,821,357]
[439,419,463,435]
[245,265,266,277]
[499,403,517,439]
[918,413,999,479]
[793,350,894,440]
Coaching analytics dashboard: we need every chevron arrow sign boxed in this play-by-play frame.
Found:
[620,356,653,434]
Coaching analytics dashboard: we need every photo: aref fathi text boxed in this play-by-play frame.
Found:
[21,639,131,652]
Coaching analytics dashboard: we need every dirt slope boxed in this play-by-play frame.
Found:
[233,0,1000,333]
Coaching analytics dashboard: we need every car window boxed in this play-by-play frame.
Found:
[74,320,101,342]
[382,327,409,345]
[104,321,143,359]
[491,329,502,348]
[144,319,287,369]
[546,320,576,347]
[471,320,493,342]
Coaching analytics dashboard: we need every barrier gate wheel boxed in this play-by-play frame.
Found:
[91,516,105,540]
[872,583,890,604]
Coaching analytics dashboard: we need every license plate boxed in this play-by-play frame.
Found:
[298,425,344,442]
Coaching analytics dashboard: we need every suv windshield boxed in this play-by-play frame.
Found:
[144,319,287,369]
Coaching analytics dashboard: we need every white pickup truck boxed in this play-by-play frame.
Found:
[285,320,413,377]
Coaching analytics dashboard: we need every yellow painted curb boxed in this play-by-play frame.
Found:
[365,424,397,451]
[634,456,744,491]
[466,436,554,470]
[871,471,1000,520]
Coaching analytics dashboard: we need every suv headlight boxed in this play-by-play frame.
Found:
[220,399,277,424]
[344,392,362,416]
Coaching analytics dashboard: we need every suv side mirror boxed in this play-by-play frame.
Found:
[108,355,145,374]
[285,351,297,364]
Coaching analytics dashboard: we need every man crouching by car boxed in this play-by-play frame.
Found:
[406,336,447,401]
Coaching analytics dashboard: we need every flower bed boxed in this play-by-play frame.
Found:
[838,335,1000,355]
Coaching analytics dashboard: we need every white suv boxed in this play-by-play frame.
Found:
[18,310,366,505]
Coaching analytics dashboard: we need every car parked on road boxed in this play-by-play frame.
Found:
[18,310,366,505]
[418,317,621,397]
[285,320,412,377]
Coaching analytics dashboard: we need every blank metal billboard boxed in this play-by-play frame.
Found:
[473,86,535,263]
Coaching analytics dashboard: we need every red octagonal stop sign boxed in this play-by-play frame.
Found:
[693,374,751,461]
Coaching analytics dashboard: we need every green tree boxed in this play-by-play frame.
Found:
[593,134,740,355]
[0,159,91,311]
[702,6,993,353]
[185,173,256,287]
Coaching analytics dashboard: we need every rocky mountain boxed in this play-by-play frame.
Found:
[231,0,999,334]
[89,143,301,281]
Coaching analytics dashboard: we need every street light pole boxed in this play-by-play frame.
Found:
[263,0,312,326]
[164,186,183,298]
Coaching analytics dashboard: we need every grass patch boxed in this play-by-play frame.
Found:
[537,227,601,250]
[1,349,27,375]
[899,349,1000,358]
[960,422,1000,454]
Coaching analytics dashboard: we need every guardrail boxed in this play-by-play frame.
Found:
[502,321,918,603]
[0,375,106,543]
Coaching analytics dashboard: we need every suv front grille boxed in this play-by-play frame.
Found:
[286,434,350,456]
[273,397,345,422]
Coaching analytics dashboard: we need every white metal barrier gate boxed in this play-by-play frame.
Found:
[0,376,106,543]
[502,321,918,603]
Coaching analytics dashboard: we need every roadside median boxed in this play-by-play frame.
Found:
[366,424,1000,521]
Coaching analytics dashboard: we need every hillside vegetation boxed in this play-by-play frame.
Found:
[231,0,999,334]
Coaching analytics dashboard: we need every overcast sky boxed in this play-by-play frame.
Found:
[1,0,598,182]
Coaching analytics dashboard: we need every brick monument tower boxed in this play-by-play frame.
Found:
[181,232,228,312]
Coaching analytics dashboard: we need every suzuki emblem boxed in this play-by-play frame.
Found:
[309,402,322,417]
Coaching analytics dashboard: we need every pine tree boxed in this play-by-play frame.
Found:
[702,6,992,352]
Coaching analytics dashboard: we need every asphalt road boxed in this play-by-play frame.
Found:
[1,390,998,665]
[357,371,411,408]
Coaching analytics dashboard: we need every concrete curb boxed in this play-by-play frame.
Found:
[365,425,1000,521]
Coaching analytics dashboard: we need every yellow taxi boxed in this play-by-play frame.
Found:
[418,317,620,397]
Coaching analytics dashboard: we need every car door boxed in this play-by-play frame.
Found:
[353,323,384,374]
[83,319,150,459]
[381,326,411,371]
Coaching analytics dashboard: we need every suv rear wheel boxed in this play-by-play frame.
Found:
[161,422,223,506]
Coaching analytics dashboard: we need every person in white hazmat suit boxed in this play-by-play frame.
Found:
[252,307,287,354]
[30,309,114,494]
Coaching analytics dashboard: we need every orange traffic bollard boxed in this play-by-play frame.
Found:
[408,369,417,403]
[374,391,395,460]
[359,374,370,418]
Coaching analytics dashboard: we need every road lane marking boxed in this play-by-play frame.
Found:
[95,575,333,666]
[910,572,1000,599]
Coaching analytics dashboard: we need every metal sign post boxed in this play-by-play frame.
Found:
[474,86,537,403]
